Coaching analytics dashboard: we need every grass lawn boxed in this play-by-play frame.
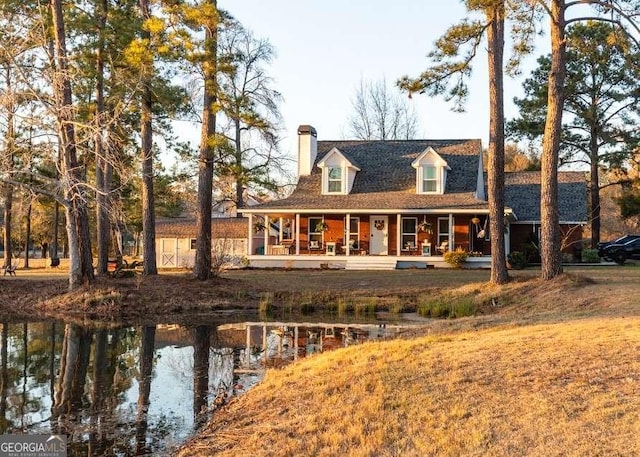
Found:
[177,266,640,456]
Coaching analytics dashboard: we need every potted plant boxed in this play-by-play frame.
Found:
[418,220,433,234]
[315,221,329,232]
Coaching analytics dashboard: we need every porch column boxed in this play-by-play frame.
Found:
[345,213,350,256]
[396,214,402,254]
[295,213,300,255]
[279,217,283,242]
[449,213,454,250]
[505,220,511,255]
[264,214,269,254]
[247,213,253,256]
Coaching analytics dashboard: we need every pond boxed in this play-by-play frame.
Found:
[0,316,423,456]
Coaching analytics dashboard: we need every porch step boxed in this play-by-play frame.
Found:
[345,256,398,270]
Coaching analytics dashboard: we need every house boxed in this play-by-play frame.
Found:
[155,217,257,268]
[237,124,587,270]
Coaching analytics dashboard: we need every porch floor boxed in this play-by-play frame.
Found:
[247,254,491,270]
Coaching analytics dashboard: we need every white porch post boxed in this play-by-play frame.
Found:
[449,213,454,250]
[345,213,350,256]
[396,214,402,254]
[279,217,283,242]
[247,213,253,256]
[264,214,269,255]
[295,213,300,254]
[505,220,511,255]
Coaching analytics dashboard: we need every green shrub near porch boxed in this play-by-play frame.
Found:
[444,248,468,268]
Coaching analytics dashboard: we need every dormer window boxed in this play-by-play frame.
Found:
[412,147,450,195]
[422,165,437,192]
[317,147,360,195]
[328,167,342,193]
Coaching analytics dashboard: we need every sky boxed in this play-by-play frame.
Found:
[189,1,551,163]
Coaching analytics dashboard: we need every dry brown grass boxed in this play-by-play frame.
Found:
[180,317,640,457]
[176,268,640,456]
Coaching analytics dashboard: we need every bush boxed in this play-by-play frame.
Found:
[581,248,600,263]
[523,242,540,263]
[443,247,468,268]
[507,251,528,269]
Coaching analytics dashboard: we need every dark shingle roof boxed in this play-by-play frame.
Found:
[156,217,248,238]
[505,171,587,222]
[253,139,486,211]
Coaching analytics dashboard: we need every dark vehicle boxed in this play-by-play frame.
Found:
[597,235,640,261]
[600,237,640,265]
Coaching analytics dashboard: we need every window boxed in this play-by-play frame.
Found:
[422,165,437,192]
[401,217,418,250]
[438,217,450,249]
[328,167,342,193]
[308,217,323,248]
[190,239,197,250]
[344,217,360,249]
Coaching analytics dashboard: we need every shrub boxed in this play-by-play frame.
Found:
[523,242,540,263]
[444,247,468,268]
[507,251,528,269]
[581,248,600,263]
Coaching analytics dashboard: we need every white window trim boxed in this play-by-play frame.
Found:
[326,166,343,194]
[417,164,443,194]
[308,216,324,247]
[344,216,360,248]
[438,217,450,247]
[401,217,418,250]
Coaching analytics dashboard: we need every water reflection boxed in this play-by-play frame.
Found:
[0,319,413,456]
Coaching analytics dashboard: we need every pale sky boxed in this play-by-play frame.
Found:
[191,1,550,163]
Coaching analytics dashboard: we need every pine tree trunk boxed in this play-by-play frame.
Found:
[3,67,14,269]
[487,2,508,284]
[589,127,600,248]
[95,0,109,275]
[235,119,244,212]
[194,0,218,280]
[540,0,566,280]
[140,0,157,275]
[2,184,12,269]
[25,202,31,268]
[51,0,95,289]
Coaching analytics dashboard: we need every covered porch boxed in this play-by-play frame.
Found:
[245,210,496,269]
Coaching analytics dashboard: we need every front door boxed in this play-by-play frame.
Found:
[369,216,388,255]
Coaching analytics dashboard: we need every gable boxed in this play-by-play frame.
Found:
[411,147,451,195]
[316,147,360,195]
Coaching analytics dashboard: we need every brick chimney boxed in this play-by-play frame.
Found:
[297,125,317,176]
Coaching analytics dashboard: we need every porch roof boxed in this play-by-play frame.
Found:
[245,139,487,213]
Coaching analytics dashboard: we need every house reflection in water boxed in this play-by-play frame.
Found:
[219,322,403,369]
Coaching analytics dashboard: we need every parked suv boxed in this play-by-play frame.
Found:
[600,237,640,265]
[597,235,640,261]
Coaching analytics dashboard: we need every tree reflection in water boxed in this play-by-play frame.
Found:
[0,319,406,455]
